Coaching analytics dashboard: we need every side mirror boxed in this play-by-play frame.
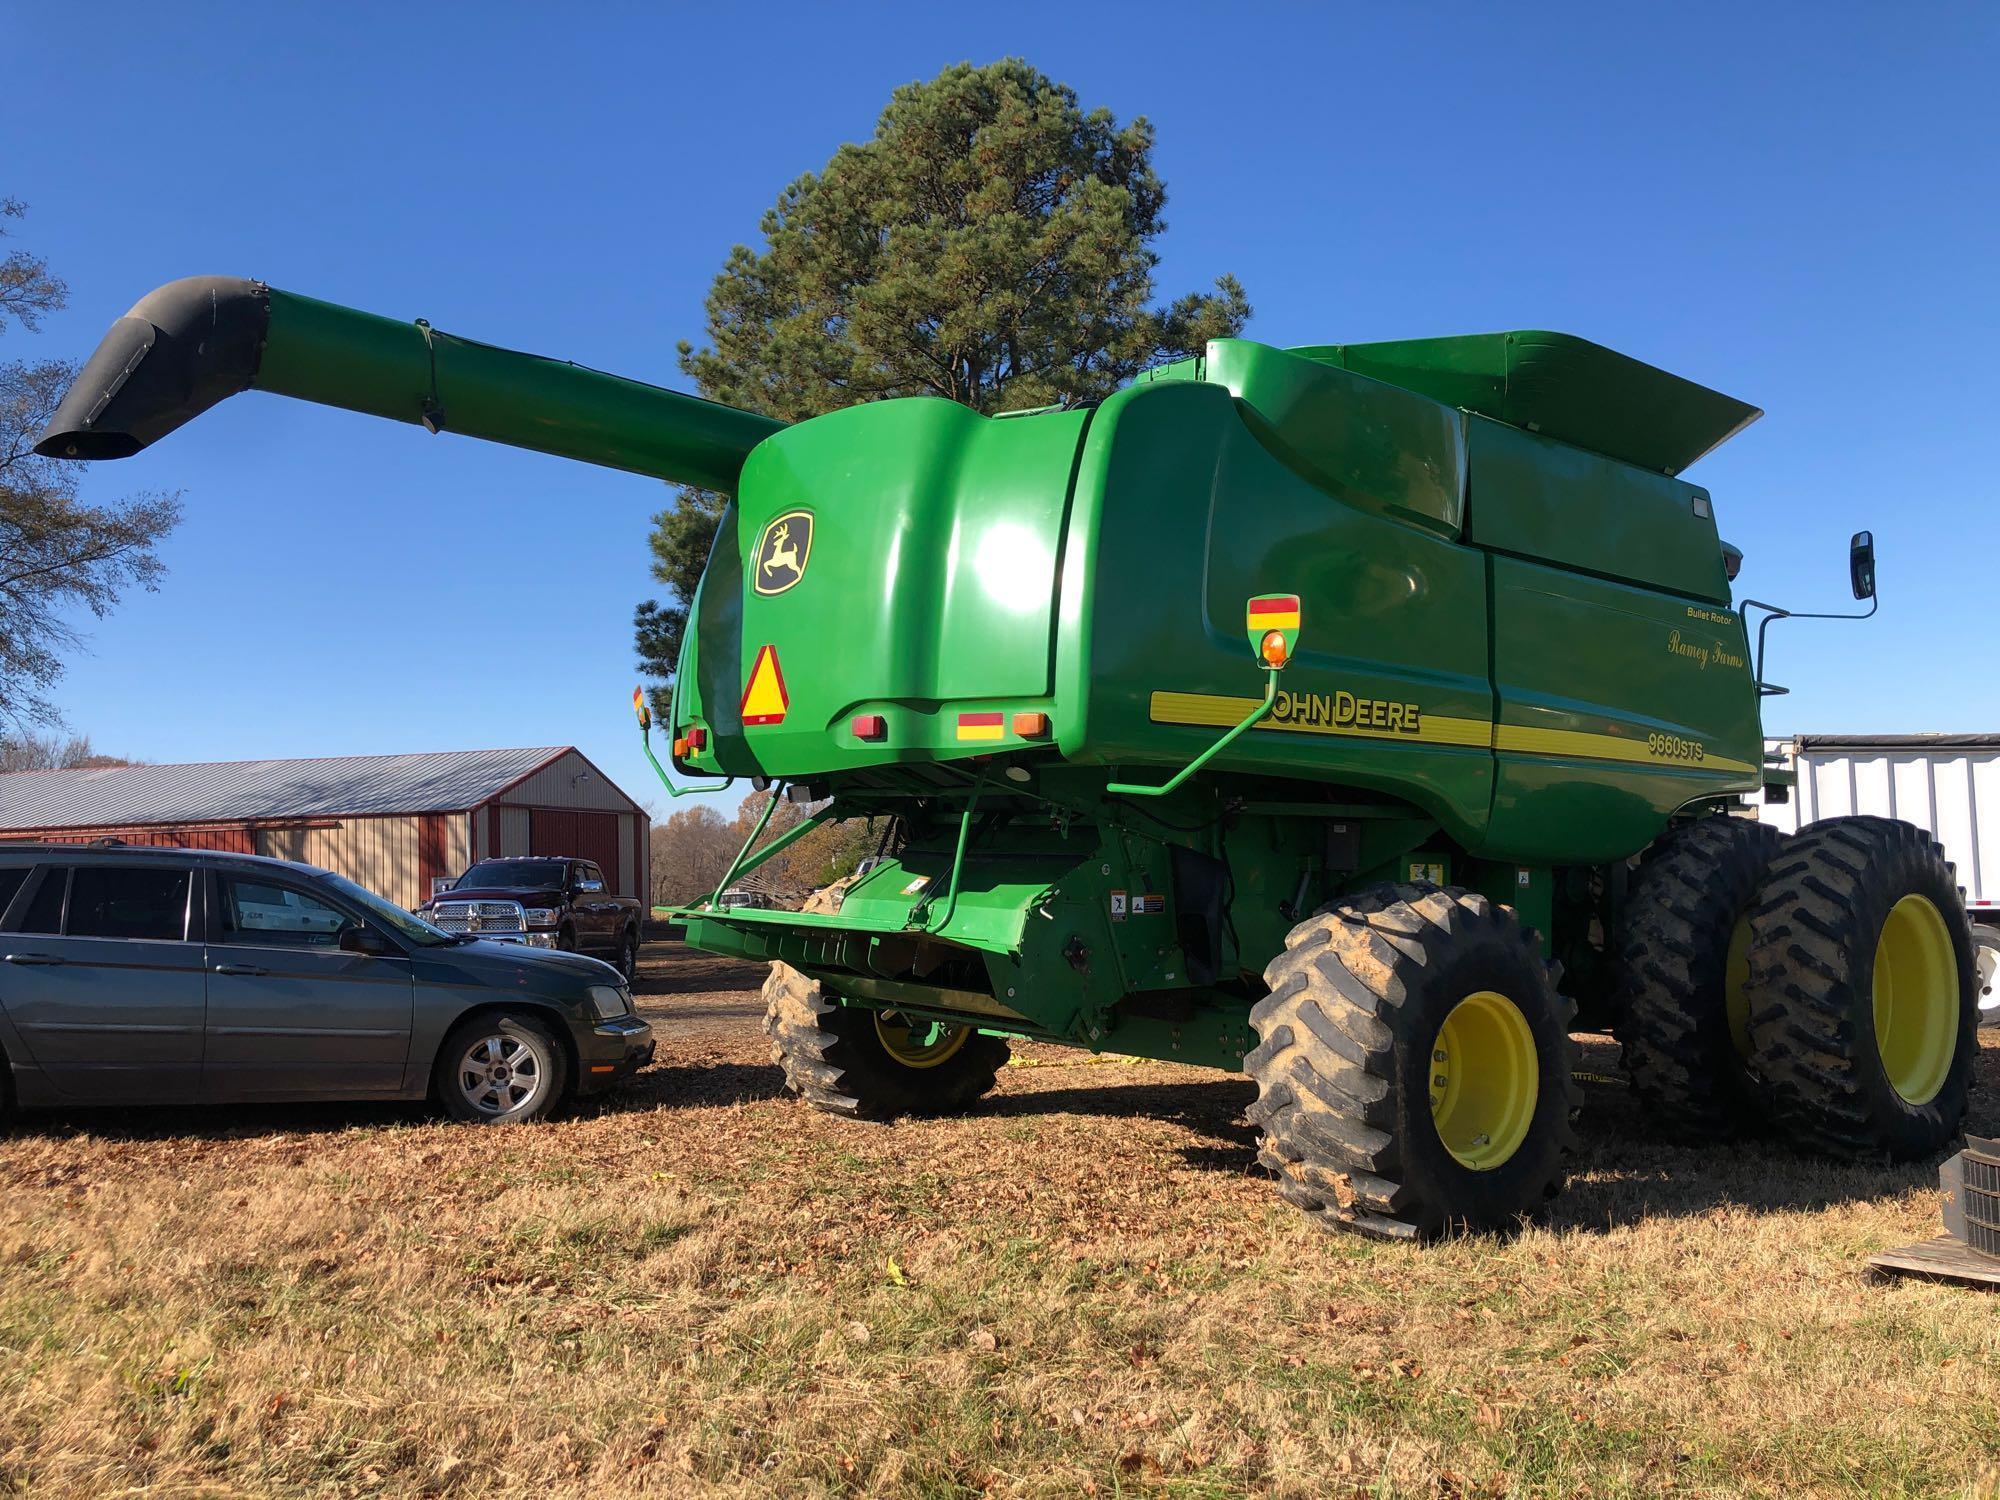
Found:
[1849,530,1876,601]
[576,878,606,894]
[339,925,395,957]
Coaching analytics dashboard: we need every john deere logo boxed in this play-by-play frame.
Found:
[754,511,813,596]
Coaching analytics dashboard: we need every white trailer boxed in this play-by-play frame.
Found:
[1752,735,2000,1013]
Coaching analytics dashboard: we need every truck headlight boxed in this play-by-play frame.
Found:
[525,908,558,928]
[585,984,631,1020]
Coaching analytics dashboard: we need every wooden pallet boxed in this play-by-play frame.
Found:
[1867,1235,2000,1290]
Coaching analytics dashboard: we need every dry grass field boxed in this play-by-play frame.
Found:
[1,943,1997,1498]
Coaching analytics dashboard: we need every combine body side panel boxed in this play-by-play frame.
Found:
[1467,415,1760,861]
[1059,373,1497,849]
[1483,557,1761,861]
[1464,418,1731,604]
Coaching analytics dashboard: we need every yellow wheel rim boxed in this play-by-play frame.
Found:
[1428,990,1540,1171]
[1724,915,1754,1060]
[1872,894,1958,1106]
[873,1010,972,1069]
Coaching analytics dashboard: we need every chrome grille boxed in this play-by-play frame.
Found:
[431,899,527,936]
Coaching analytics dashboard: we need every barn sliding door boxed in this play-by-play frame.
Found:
[528,809,622,893]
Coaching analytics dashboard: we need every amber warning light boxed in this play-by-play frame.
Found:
[1245,594,1300,669]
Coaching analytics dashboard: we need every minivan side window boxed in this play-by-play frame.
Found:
[17,868,68,934]
[66,866,192,942]
[217,876,351,949]
[0,867,29,922]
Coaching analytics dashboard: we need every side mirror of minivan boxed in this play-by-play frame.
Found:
[1849,530,1876,601]
[339,926,395,957]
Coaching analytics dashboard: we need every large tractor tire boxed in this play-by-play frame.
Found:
[1247,885,1580,1240]
[761,882,1008,1120]
[1744,816,1978,1159]
[1613,816,1787,1138]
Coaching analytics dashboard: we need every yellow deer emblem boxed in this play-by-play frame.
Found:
[762,522,801,579]
[754,511,812,595]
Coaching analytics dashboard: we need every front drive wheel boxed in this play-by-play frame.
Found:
[763,963,1009,1120]
[1248,885,1579,1240]
[436,1013,569,1124]
[1745,816,1977,1158]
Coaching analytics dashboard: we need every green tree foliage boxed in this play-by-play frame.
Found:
[635,59,1249,706]
[0,200,181,728]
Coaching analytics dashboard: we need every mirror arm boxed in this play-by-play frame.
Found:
[1740,591,1880,694]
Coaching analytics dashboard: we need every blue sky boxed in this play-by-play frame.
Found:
[5,3,1996,819]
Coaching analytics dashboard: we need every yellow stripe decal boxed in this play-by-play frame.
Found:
[1491,724,1757,775]
[1148,691,1755,773]
[1148,691,1490,749]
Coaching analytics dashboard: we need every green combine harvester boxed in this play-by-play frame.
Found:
[41,277,1980,1237]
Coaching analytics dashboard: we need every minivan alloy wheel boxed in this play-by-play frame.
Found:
[456,1031,550,1117]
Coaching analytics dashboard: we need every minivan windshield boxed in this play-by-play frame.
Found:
[452,860,566,891]
[318,872,457,947]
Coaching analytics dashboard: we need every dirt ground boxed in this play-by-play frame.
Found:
[1,942,1997,1498]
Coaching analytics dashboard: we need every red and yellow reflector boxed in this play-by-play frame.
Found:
[1245,593,1301,668]
[956,711,1006,742]
[1012,711,1050,738]
[739,644,790,726]
[631,685,651,731]
[687,726,707,751]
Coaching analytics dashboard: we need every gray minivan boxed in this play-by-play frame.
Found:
[0,846,654,1122]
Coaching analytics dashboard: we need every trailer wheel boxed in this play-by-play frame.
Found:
[1247,885,1579,1240]
[1745,816,1977,1158]
[1613,816,1787,1138]
[1973,926,2000,1022]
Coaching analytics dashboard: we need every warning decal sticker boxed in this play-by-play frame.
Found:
[739,645,790,726]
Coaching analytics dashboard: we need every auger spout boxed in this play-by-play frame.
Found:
[34,277,784,492]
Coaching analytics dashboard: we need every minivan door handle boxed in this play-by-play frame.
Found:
[212,963,269,977]
[3,953,63,966]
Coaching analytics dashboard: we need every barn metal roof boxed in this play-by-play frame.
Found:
[0,747,568,830]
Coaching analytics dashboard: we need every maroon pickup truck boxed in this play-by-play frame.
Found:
[417,856,643,981]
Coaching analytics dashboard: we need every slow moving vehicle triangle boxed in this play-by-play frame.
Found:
[739,644,789,726]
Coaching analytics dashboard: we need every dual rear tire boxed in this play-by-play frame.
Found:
[1613,816,1786,1138]
[1744,816,1976,1158]
[1618,814,1977,1161]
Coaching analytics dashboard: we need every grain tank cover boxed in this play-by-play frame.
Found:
[1290,331,1760,476]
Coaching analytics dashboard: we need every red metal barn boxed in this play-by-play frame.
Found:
[0,748,650,909]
